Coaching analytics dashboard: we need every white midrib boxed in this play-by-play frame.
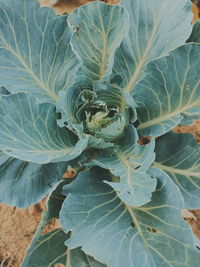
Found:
[99,33,107,80]
[154,162,200,178]
[126,205,174,266]
[137,101,199,131]
[3,42,58,102]
[124,18,160,93]
[66,248,72,267]
[126,205,148,248]
[2,147,74,155]
[117,151,132,187]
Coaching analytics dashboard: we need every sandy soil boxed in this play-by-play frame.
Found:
[0,1,200,266]
[0,204,44,266]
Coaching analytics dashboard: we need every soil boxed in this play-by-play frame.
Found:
[0,1,200,267]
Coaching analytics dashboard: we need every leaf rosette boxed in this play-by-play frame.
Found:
[0,0,200,266]
[58,81,137,143]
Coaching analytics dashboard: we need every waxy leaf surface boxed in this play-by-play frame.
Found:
[22,229,105,267]
[60,168,200,267]
[0,93,88,164]
[113,0,192,93]
[155,132,200,209]
[22,181,105,267]
[68,1,129,86]
[0,0,79,103]
[0,150,69,208]
[89,126,156,207]
[134,44,200,136]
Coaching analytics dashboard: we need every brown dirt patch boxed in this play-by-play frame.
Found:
[0,203,44,266]
[39,0,88,14]
[174,120,200,143]
[183,210,200,239]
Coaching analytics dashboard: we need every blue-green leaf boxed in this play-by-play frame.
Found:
[0,87,10,99]
[68,1,129,86]
[187,20,200,43]
[155,132,200,209]
[0,0,80,103]
[57,81,135,144]
[88,126,156,207]
[22,181,105,267]
[22,229,105,267]
[112,0,192,93]
[134,44,200,136]
[0,150,69,208]
[60,167,200,267]
[0,93,88,164]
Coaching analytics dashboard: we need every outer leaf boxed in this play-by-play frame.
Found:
[134,44,200,136]
[112,0,192,93]
[22,230,105,267]
[155,132,200,209]
[187,20,200,43]
[0,0,80,103]
[68,1,129,86]
[88,126,156,206]
[0,150,69,208]
[0,93,88,164]
[22,181,105,267]
[60,168,200,267]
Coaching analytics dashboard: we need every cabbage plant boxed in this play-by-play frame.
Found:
[0,0,200,266]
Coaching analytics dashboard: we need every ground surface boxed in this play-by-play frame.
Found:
[0,1,200,266]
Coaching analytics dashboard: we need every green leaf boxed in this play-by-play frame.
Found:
[88,126,156,206]
[0,93,88,164]
[0,150,69,208]
[0,87,10,99]
[60,167,200,267]
[187,20,200,43]
[133,44,200,136]
[57,81,127,130]
[57,81,135,144]
[93,81,127,112]
[155,132,200,209]
[68,1,129,86]
[22,229,105,267]
[22,181,105,267]
[0,0,80,103]
[112,0,192,93]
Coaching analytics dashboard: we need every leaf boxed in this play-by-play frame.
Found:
[0,93,88,164]
[22,181,105,267]
[0,150,69,208]
[154,132,200,209]
[112,0,192,93]
[133,43,200,136]
[188,20,200,43]
[57,80,135,144]
[60,167,200,267]
[22,229,105,267]
[57,81,127,130]
[68,1,129,86]
[0,0,80,103]
[88,126,156,207]
[0,87,10,99]
[50,0,58,4]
